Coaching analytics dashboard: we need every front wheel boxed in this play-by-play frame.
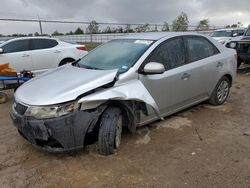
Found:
[209,76,230,105]
[97,107,122,155]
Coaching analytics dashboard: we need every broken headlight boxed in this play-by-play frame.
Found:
[230,42,237,48]
[24,101,80,119]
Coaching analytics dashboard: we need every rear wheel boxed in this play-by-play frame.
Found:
[209,76,230,105]
[97,107,122,155]
[0,92,8,104]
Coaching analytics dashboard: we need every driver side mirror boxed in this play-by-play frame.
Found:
[233,33,238,37]
[0,48,3,54]
[143,62,165,74]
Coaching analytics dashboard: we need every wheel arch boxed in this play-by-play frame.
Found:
[58,57,76,66]
[223,74,233,87]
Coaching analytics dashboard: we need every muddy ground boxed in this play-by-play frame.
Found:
[0,66,250,188]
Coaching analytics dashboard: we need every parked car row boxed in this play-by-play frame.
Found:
[0,37,88,75]
[225,26,250,67]
[211,28,246,45]
[10,32,237,155]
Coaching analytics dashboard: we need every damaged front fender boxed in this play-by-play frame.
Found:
[78,80,160,114]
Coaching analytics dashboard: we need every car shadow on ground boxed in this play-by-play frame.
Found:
[238,64,250,74]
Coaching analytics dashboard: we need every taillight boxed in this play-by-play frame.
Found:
[76,46,87,51]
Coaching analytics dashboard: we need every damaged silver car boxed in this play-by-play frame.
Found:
[11,32,237,155]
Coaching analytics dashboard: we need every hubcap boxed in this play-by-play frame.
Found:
[115,115,122,149]
[217,80,229,103]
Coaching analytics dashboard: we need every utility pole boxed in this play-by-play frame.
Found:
[38,15,43,35]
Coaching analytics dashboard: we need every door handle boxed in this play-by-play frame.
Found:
[22,54,30,57]
[216,62,224,67]
[54,50,61,53]
[181,73,191,80]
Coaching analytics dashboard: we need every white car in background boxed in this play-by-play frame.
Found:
[211,28,246,45]
[0,37,88,75]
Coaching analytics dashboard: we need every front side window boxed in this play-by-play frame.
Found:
[211,30,233,37]
[245,28,250,36]
[237,30,245,36]
[186,37,219,62]
[145,37,185,70]
[32,39,58,50]
[77,39,153,73]
[2,39,30,53]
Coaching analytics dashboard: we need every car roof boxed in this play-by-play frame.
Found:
[117,32,202,41]
[215,28,246,31]
[5,36,56,42]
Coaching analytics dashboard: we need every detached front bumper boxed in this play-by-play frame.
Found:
[10,109,100,152]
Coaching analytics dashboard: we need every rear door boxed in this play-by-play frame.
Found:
[0,39,33,72]
[30,39,59,71]
[184,36,221,99]
[139,37,195,115]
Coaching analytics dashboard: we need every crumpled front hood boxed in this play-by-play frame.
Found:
[15,65,118,106]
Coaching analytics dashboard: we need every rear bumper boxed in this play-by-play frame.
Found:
[10,109,100,153]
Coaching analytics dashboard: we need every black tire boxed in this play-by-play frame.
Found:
[237,57,243,68]
[209,76,230,106]
[59,58,75,66]
[97,107,122,155]
[237,61,242,68]
[0,92,8,104]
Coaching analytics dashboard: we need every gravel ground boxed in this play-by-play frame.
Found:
[0,66,250,188]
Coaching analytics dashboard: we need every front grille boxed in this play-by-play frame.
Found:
[237,42,250,54]
[15,102,28,115]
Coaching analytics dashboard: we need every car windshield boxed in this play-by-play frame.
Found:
[245,29,250,36]
[211,31,233,37]
[77,39,153,73]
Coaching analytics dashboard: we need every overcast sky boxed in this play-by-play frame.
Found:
[0,0,250,35]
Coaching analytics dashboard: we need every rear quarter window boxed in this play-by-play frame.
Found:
[186,36,219,63]
[32,39,58,50]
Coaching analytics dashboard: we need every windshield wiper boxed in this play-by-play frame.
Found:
[79,64,103,70]
[72,59,81,67]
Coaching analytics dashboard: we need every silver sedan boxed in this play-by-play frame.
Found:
[11,32,237,155]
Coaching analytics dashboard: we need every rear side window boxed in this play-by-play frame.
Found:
[237,30,245,36]
[2,39,30,53]
[146,37,185,70]
[32,39,58,50]
[186,37,219,62]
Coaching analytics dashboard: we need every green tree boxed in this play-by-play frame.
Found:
[52,30,63,36]
[66,31,74,35]
[116,26,123,33]
[225,22,243,28]
[172,12,189,31]
[74,27,84,35]
[196,19,210,31]
[124,24,134,33]
[103,26,112,33]
[135,24,150,32]
[162,22,170,31]
[86,20,99,34]
[152,25,158,32]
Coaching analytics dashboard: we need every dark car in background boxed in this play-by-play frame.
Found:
[227,26,250,67]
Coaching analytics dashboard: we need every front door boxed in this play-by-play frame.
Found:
[0,39,33,72]
[139,37,193,116]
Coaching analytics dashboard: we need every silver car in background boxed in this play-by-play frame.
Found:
[11,32,237,155]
